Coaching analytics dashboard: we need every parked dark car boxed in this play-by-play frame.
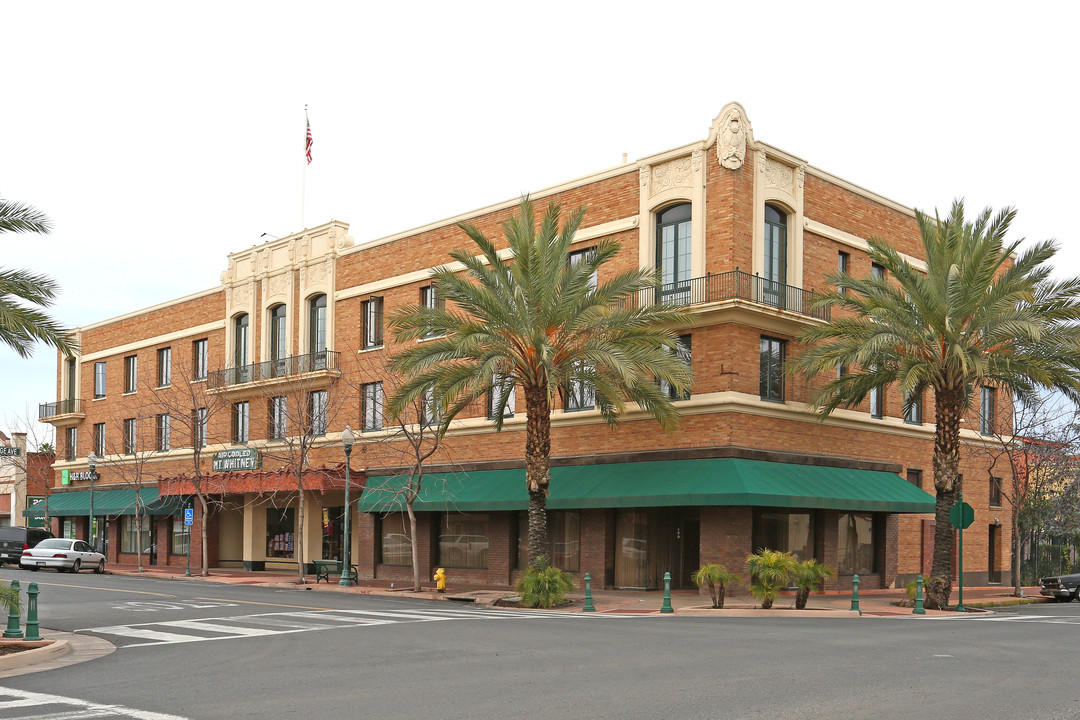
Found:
[0,526,55,565]
[1040,573,1080,602]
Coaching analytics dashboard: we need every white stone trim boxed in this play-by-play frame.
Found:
[804,219,928,272]
[752,148,806,287]
[79,321,225,363]
[637,149,707,280]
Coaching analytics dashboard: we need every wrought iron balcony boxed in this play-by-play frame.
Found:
[632,269,830,321]
[39,398,85,425]
[207,350,341,391]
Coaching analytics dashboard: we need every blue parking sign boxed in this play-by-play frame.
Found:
[184,508,194,526]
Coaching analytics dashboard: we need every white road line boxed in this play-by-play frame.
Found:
[0,686,189,720]
[82,626,208,644]
[161,620,277,637]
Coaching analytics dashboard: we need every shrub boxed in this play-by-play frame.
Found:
[0,582,18,615]
[792,559,835,610]
[744,549,797,609]
[516,557,574,609]
[690,563,741,609]
[905,575,944,601]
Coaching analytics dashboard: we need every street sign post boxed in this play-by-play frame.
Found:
[949,493,975,612]
[184,504,194,577]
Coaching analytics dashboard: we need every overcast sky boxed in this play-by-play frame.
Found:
[2,2,1078,442]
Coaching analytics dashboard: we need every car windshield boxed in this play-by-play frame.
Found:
[34,539,71,550]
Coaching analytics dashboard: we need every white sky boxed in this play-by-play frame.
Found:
[2,1,1078,442]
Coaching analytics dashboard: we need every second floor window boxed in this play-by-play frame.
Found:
[659,335,692,401]
[759,337,785,402]
[870,385,884,419]
[233,402,250,444]
[362,382,383,432]
[566,362,596,412]
[871,262,886,282]
[270,305,287,363]
[123,418,137,455]
[308,390,328,436]
[764,204,788,285]
[420,284,442,338]
[990,476,1003,507]
[269,396,287,440]
[156,414,171,452]
[656,203,691,303]
[421,387,441,428]
[193,407,208,449]
[309,294,327,354]
[94,362,107,398]
[838,251,850,294]
[362,296,384,349]
[93,423,105,457]
[192,338,208,381]
[488,375,515,419]
[568,247,598,290]
[157,347,172,387]
[234,314,249,367]
[124,355,138,393]
[980,386,996,435]
[65,427,77,462]
[904,392,923,425]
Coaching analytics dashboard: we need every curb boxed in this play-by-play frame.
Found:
[0,639,68,672]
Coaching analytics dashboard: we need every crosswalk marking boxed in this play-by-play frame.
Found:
[0,686,188,720]
[949,612,1080,625]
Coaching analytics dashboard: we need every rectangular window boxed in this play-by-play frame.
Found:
[420,284,443,338]
[123,418,137,455]
[321,506,344,561]
[93,423,105,457]
[156,414,171,452]
[659,335,692,401]
[838,251,850,294]
[266,507,295,559]
[438,514,489,569]
[124,355,138,393]
[515,511,580,572]
[870,385,883,419]
[565,362,596,412]
[65,427,77,462]
[990,476,1003,507]
[871,262,886,281]
[192,339,208,381]
[157,347,172,387]
[269,396,287,440]
[568,247,598,290]
[838,512,879,574]
[488,375,515,419]
[94,362,107,398]
[759,337,785,402]
[362,382,383,432]
[836,363,847,380]
[752,510,814,560]
[907,469,923,489]
[308,390,328,436]
[233,402,250,444]
[362,296,384,349]
[193,407,207,449]
[420,387,441,428]
[171,515,190,555]
[380,514,412,566]
[980,386,996,435]
[120,515,152,555]
[904,392,923,424]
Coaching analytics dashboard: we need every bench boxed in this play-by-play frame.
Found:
[312,559,358,584]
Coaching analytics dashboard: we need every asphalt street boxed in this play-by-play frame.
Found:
[1,566,1077,719]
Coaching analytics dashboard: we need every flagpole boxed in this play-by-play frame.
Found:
[302,105,308,231]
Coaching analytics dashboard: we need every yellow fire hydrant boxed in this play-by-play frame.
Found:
[433,567,447,593]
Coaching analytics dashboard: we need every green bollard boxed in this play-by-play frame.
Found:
[913,575,926,615]
[849,574,860,615]
[660,571,674,614]
[3,579,21,639]
[583,572,596,612]
[24,583,40,642]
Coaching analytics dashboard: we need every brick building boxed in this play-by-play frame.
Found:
[33,102,1011,590]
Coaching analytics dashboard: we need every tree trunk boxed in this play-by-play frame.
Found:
[927,385,964,610]
[795,588,809,610]
[136,509,144,573]
[198,492,210,577]
[716,585,726,609]
[407,501,421,592]
[296,487,306,584]
[1013,501,1022,597]
[524,385,551,568]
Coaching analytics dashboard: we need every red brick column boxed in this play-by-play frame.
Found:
[699,507,752,594]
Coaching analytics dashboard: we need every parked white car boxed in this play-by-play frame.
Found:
[20,538,106,573]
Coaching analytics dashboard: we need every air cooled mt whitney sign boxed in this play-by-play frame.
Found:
[212,448,261,472]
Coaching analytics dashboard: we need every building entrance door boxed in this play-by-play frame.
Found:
[148,517,158,566]
[614,509,698,590]
[988,524,1001,584]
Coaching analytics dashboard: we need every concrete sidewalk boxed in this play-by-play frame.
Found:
[103,563,1049,618]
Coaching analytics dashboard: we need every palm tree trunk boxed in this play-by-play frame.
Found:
[524,385,551,567]
[928,386,964,609]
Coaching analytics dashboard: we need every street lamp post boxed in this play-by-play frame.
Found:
[86,452,98,551]
[338,425,356,588]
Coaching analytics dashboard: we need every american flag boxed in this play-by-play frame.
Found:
[305,115,313,165]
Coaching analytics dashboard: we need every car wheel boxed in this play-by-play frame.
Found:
[71,559,81,573]
[94,560,105,574]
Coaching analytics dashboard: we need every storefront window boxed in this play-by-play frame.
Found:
[321,506,344,560]
[838,513,878,575]
[62,519,77,539]
[266,508,295,559]
[516,511,580,572]
[120,515,152,554]
[380,514,412,566]
[171,516,189,555]
[438,514,489,568]
[752,510,815,560]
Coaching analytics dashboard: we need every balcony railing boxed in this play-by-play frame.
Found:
[632,269,829,321]
[38,398,84,420]
[207,350,340,390]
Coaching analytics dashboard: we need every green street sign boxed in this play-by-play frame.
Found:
[212,447,261,472]
[949,500,975,530]
[0,447,20,457]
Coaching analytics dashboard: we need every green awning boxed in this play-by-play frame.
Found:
[357,458,936,514]
[24,488,187,518]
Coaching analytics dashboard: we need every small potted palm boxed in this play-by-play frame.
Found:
[792,559,836,610]
[744,549,796,609]
[690,563,741,609]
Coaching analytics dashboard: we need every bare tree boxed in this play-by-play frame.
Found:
[96,410,161,572]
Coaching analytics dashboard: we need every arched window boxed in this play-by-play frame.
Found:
[308,294,327,355]
[764,204,787,284]
[269,305,287,362]
[655,203,691,304]
[233,314,249,367]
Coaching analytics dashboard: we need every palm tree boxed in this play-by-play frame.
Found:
[387,197,693,566]
[744,549,797,609]
[792,559,835,610]
[690,563,741,609]
[793,199,1080,609]
[0,196,77,357]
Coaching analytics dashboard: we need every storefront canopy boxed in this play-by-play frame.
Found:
[357,458,936,514]
[24,488,186,518]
